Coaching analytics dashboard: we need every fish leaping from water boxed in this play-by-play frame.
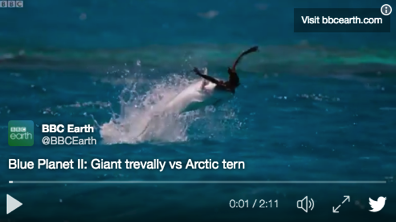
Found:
[135,46,259,139]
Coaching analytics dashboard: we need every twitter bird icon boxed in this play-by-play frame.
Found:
[369,197,386,212]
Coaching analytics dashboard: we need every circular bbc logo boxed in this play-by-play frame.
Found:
[381,4,392,16]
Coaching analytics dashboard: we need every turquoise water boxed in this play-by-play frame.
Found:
[1,0,396,221]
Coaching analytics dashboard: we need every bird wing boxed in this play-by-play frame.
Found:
[192,67,221,85]
[369,198,376,207]
[231,46,259,70]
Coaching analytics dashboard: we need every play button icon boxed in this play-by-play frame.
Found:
[6,194,22,214]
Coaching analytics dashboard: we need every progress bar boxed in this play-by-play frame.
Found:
[9,181,387,184]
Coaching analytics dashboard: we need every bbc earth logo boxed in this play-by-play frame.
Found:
[8,120,34,146]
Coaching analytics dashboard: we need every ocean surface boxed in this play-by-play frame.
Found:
[1,0,395,221]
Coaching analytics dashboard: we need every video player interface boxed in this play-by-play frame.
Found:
[1,1,395,222]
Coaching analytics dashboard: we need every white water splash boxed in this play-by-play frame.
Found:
[100,74,203,144]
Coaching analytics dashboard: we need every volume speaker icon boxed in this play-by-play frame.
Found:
[297,196,314,213]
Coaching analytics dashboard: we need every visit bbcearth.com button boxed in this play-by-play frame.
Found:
[294,8,391,32]
[8,120,34,146]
